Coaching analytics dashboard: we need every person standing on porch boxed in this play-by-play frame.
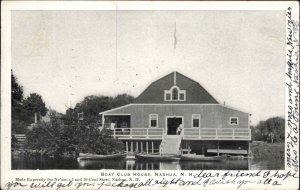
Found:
[110,122,116,130]
[177,124,183,135]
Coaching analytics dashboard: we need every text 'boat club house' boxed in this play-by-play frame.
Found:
[100,71,251,156]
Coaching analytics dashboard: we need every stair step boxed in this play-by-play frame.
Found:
[160,135,182,155]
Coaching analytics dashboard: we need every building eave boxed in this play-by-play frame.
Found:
[99,103,249,115]
[219,104,250,115]
[99,104,133,115]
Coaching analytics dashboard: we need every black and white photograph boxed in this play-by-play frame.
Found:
[1,1,299,190]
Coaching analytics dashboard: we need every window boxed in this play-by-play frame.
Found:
[164,86,186,101]
[179,93,185,100]
[165,93,171,101]
[149,114,158,127]
[230,117,238,125]
[192,114,200,127]
[172,88,178,100]
[78,112,83,121]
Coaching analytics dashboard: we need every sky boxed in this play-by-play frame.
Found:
[12,10,286,125]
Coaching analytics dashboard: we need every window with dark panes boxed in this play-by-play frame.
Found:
[230,117,238,125]
[172,88,178,100]
[166,93,171,100]
[192,114,200,127]
[179,93,185,100]
[149,114,158,127]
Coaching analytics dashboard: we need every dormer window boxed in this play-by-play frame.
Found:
[172,88,178,100]
[179,93,185,100]
[165,93,171,101]
[164,86,186,101]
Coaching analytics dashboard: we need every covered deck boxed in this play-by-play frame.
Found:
[102,114,250,141]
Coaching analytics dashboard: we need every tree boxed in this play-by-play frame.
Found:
[11,71,24,107]
[112,94,135,107]
[25,114,123,157]
[264,117,285,143]
[12,120,28,134]
[11,134,18,149]
[251,117,285,143]
[22,93,48,123]
[65,93,134,125]
[11,71,29,134]
[76,127,123,155]
[25,117,71,156]
[11,72,24,120]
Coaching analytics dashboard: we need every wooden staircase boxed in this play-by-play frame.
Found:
[14,134,26,146]
[160,135,182,155]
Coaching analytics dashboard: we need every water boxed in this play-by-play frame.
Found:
[12,155,283,170]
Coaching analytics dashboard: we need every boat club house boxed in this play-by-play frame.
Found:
[100,71,251,156]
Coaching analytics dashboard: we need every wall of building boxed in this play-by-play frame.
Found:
[103,104,249,130]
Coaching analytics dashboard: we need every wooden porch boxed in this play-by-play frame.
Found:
[111,128,251,140]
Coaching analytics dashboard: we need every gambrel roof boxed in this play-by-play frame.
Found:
[134,71,219,104]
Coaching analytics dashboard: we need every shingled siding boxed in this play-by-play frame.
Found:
[103,104,249,129]
[134,72,219,104]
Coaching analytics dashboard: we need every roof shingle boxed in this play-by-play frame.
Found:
[134,71,219,104]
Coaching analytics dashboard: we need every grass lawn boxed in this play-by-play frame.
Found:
[251,142,284,169]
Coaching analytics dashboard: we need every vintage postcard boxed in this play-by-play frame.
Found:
[1,1,299,190]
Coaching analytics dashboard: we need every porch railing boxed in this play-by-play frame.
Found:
[111,128,251,140]
[183,128,251,140]
[112,128,165,139]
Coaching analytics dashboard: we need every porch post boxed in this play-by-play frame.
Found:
[146,141,149,154]
[34,112,38,123]
[217,141,220,156]
[126,141,128,153]
[248,156,251,170]
[248,141,251,155]
[136,141,139,152]
[131,141,133,153]
[151,141,154,154]
[141,141,143,153]
[102,114,105,128]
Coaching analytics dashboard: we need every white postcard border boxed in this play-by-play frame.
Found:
[1,1,299,190]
